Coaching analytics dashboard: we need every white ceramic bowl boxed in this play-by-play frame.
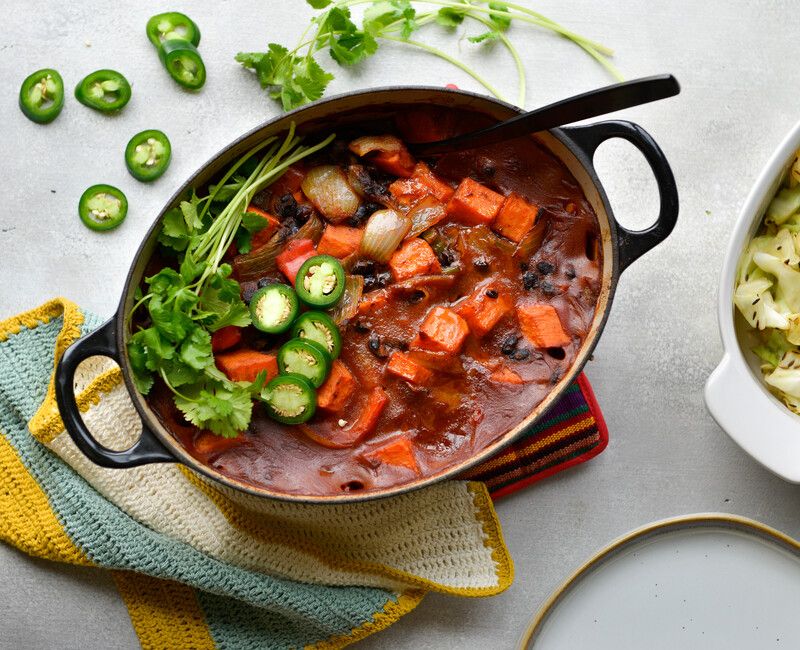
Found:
[706,120,800,482]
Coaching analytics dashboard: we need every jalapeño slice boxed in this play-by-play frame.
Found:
[125,129,171,182]
[79,184,128,231]
[249,284,299,334]
[277,339,330,388]
[159,40,206,90]
[291,311,342,359]
[19,68,64,124]
[295,255,346,308]
[75,69,132,112]
[146,12,201,48]
[261,374,316,425]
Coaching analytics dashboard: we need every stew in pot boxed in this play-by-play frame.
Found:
[131,106,603,496]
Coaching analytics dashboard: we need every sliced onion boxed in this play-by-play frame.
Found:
[360,208,411,263]
[330,274,364,325]
[513,218,549,260]
[301,166,360,223]
[233,212,324,281]
[349,134,404,157]
[406,195,447,240]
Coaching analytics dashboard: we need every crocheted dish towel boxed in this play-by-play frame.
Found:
[0,299,606,649]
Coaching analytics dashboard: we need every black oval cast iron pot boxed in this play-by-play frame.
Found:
[55,87,678,503]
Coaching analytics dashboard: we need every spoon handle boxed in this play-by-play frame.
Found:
[409,74,681,156]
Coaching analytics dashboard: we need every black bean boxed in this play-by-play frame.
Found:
[409,290,426,304]
[375,271,391,288]
[474,256,490,271]
[354,320,371,334]
[523,271,540,290]
[501,334,520,356]
[349,202,382,227]
[512,348,531,361]
[477,157,496,178]
[438,248,456,267]
[368,335,388,359]
[485,289,498,299]
[519,261,529,272]
[541,280,557,295]
[565,265,576,280]
[275,193,298,221]
[537,261,555,275]
[546,347,566,360]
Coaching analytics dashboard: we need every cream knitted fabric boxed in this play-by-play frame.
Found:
[43,356,512,595]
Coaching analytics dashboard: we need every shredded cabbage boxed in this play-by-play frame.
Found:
[735,148,800,413]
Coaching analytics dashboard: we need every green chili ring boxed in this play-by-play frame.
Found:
[158,40,206,90]
[79,184,128,231]
[291,311,342,359]
[277,339,331,388]
[146,12,201,48]
[19,68,64,124]
[125,130,172,182]
[260,374,317,425]
[295,255,346,308]
[75,69,132,113]
[249,284,299,334]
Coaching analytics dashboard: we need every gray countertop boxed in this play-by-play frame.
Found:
[3,1,800,648]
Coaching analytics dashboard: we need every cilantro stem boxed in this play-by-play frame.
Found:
[465,11,526,107]
[380,34,506,101]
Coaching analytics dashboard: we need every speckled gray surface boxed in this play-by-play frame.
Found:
[2,1,800,648]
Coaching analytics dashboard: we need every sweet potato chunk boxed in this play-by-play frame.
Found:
[317,360,357,413]
[362,437,420,474]
[194,431,245,457]
[388,162,454,206]
[412,307,470,354]
[517,303,571,348]
[389,238,442,281]
[211,326,242,353]
[276,239,316,285]
[386,351,433,385]
[317,224,363,259]
[445,177,504,226]
[215,350,278,383]
[493,193,539,243]
[455,285,512,338]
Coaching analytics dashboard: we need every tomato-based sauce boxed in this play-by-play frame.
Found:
[146,106,603,496]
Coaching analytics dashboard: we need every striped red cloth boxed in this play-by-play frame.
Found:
[459,373,608,499]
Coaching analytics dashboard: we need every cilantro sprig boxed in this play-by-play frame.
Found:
[236,0,621,111]
[127,124,335,437]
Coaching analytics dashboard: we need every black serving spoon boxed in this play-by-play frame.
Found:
[408,74,680,157]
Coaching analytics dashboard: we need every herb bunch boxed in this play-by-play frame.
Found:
[236,0,621,111]
[127,124,335,437]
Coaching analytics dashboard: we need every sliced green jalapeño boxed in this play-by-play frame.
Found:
[249,284,299,334]
[75,70,132,112]
[277,339,330,388]
[79,184,128,231]
[291,311,342,359]
[295,255,346,308]
[19,68,64,124]
[125,130,171,182]
[159,40,206,90]
[146,12,201,48]
[260,374,316,425]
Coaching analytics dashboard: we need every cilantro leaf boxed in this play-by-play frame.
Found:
[180,197,203,232]
[158,208,191,252]
[468,31,500,44]
[179,326,213,371]
[198,264,252,331]
[488,1,511,31]
[436,7,466,27]
[174,379,254,438]
[364,1,417,39]
[306,0,332,8]
[235,210,270,255]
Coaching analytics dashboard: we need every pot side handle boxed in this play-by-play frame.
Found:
[705,353,800,483]
[54,317,176,468]
[562,120,679,273]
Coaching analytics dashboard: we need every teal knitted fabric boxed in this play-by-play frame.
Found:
[0,311,401,649]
